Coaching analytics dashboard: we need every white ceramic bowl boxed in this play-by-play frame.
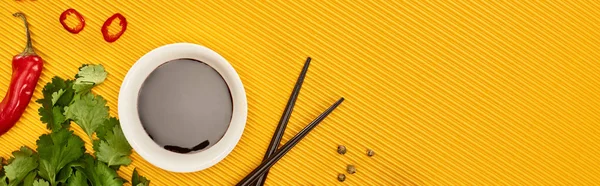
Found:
[118,43,247,173]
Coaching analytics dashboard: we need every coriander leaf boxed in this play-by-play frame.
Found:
[52,107,66,127]
[38,77,67,102]
[38,106,57,131]
[76,64,89,73]
[56,166,72,185]
[92,118,120,167]
[73,83,94,94]
[80,154,124,186]
[64,93,109,137]
[94,161,124,186]
[37,77,73,131]
[32,179,50,186]
[76,64,107,83]
[94,123,132,167]
[22,171,36,186]
[56,80,75,107]
[65,170,87,186]
[4,147,37,186]
[51,89,65,106]
[73,64,107,93]
[56,161,84,185]
[39,107,68,132]
[96,117,119,141]
[0,158,6,186]
[132,168,150,186]
[37,129,85,186]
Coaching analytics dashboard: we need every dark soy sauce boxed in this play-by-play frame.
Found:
[137,59,233,153]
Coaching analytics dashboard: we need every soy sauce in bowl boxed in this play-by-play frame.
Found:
[137,59,233,153]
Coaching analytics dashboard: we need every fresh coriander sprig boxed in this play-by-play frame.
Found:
[1,64,149,186]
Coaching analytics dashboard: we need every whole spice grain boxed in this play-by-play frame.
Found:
[347,164,356,174]
[367,149,375,157]
[337,145,347,155]
[337,174,346,182]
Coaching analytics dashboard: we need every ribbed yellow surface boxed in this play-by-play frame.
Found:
[1,1,600,185]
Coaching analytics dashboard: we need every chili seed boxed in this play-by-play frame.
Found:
[346,165,356,174]
[337,145,347,155]
[337,174,346,182]
[367,149,375,157]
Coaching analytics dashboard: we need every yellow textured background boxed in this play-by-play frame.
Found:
[1,1,600,185]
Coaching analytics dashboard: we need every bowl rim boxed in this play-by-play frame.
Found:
[118,43,247,173]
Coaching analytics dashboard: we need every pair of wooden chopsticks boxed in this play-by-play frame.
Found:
[237,57,344,186]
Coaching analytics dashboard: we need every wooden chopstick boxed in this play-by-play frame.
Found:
[253,57,311,186]
[236,98,345,186]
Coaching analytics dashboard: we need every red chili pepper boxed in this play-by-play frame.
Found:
[59,8,85,34]
[101,13,127,43]
[0,12,44,135]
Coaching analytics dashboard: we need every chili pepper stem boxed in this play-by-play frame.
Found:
[13,12,36,56]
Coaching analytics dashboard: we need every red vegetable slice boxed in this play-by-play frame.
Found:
[59,9,85,34]
[101,13,127,43]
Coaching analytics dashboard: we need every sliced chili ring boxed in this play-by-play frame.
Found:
[59,8,85,34]
[101,13,127,43]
